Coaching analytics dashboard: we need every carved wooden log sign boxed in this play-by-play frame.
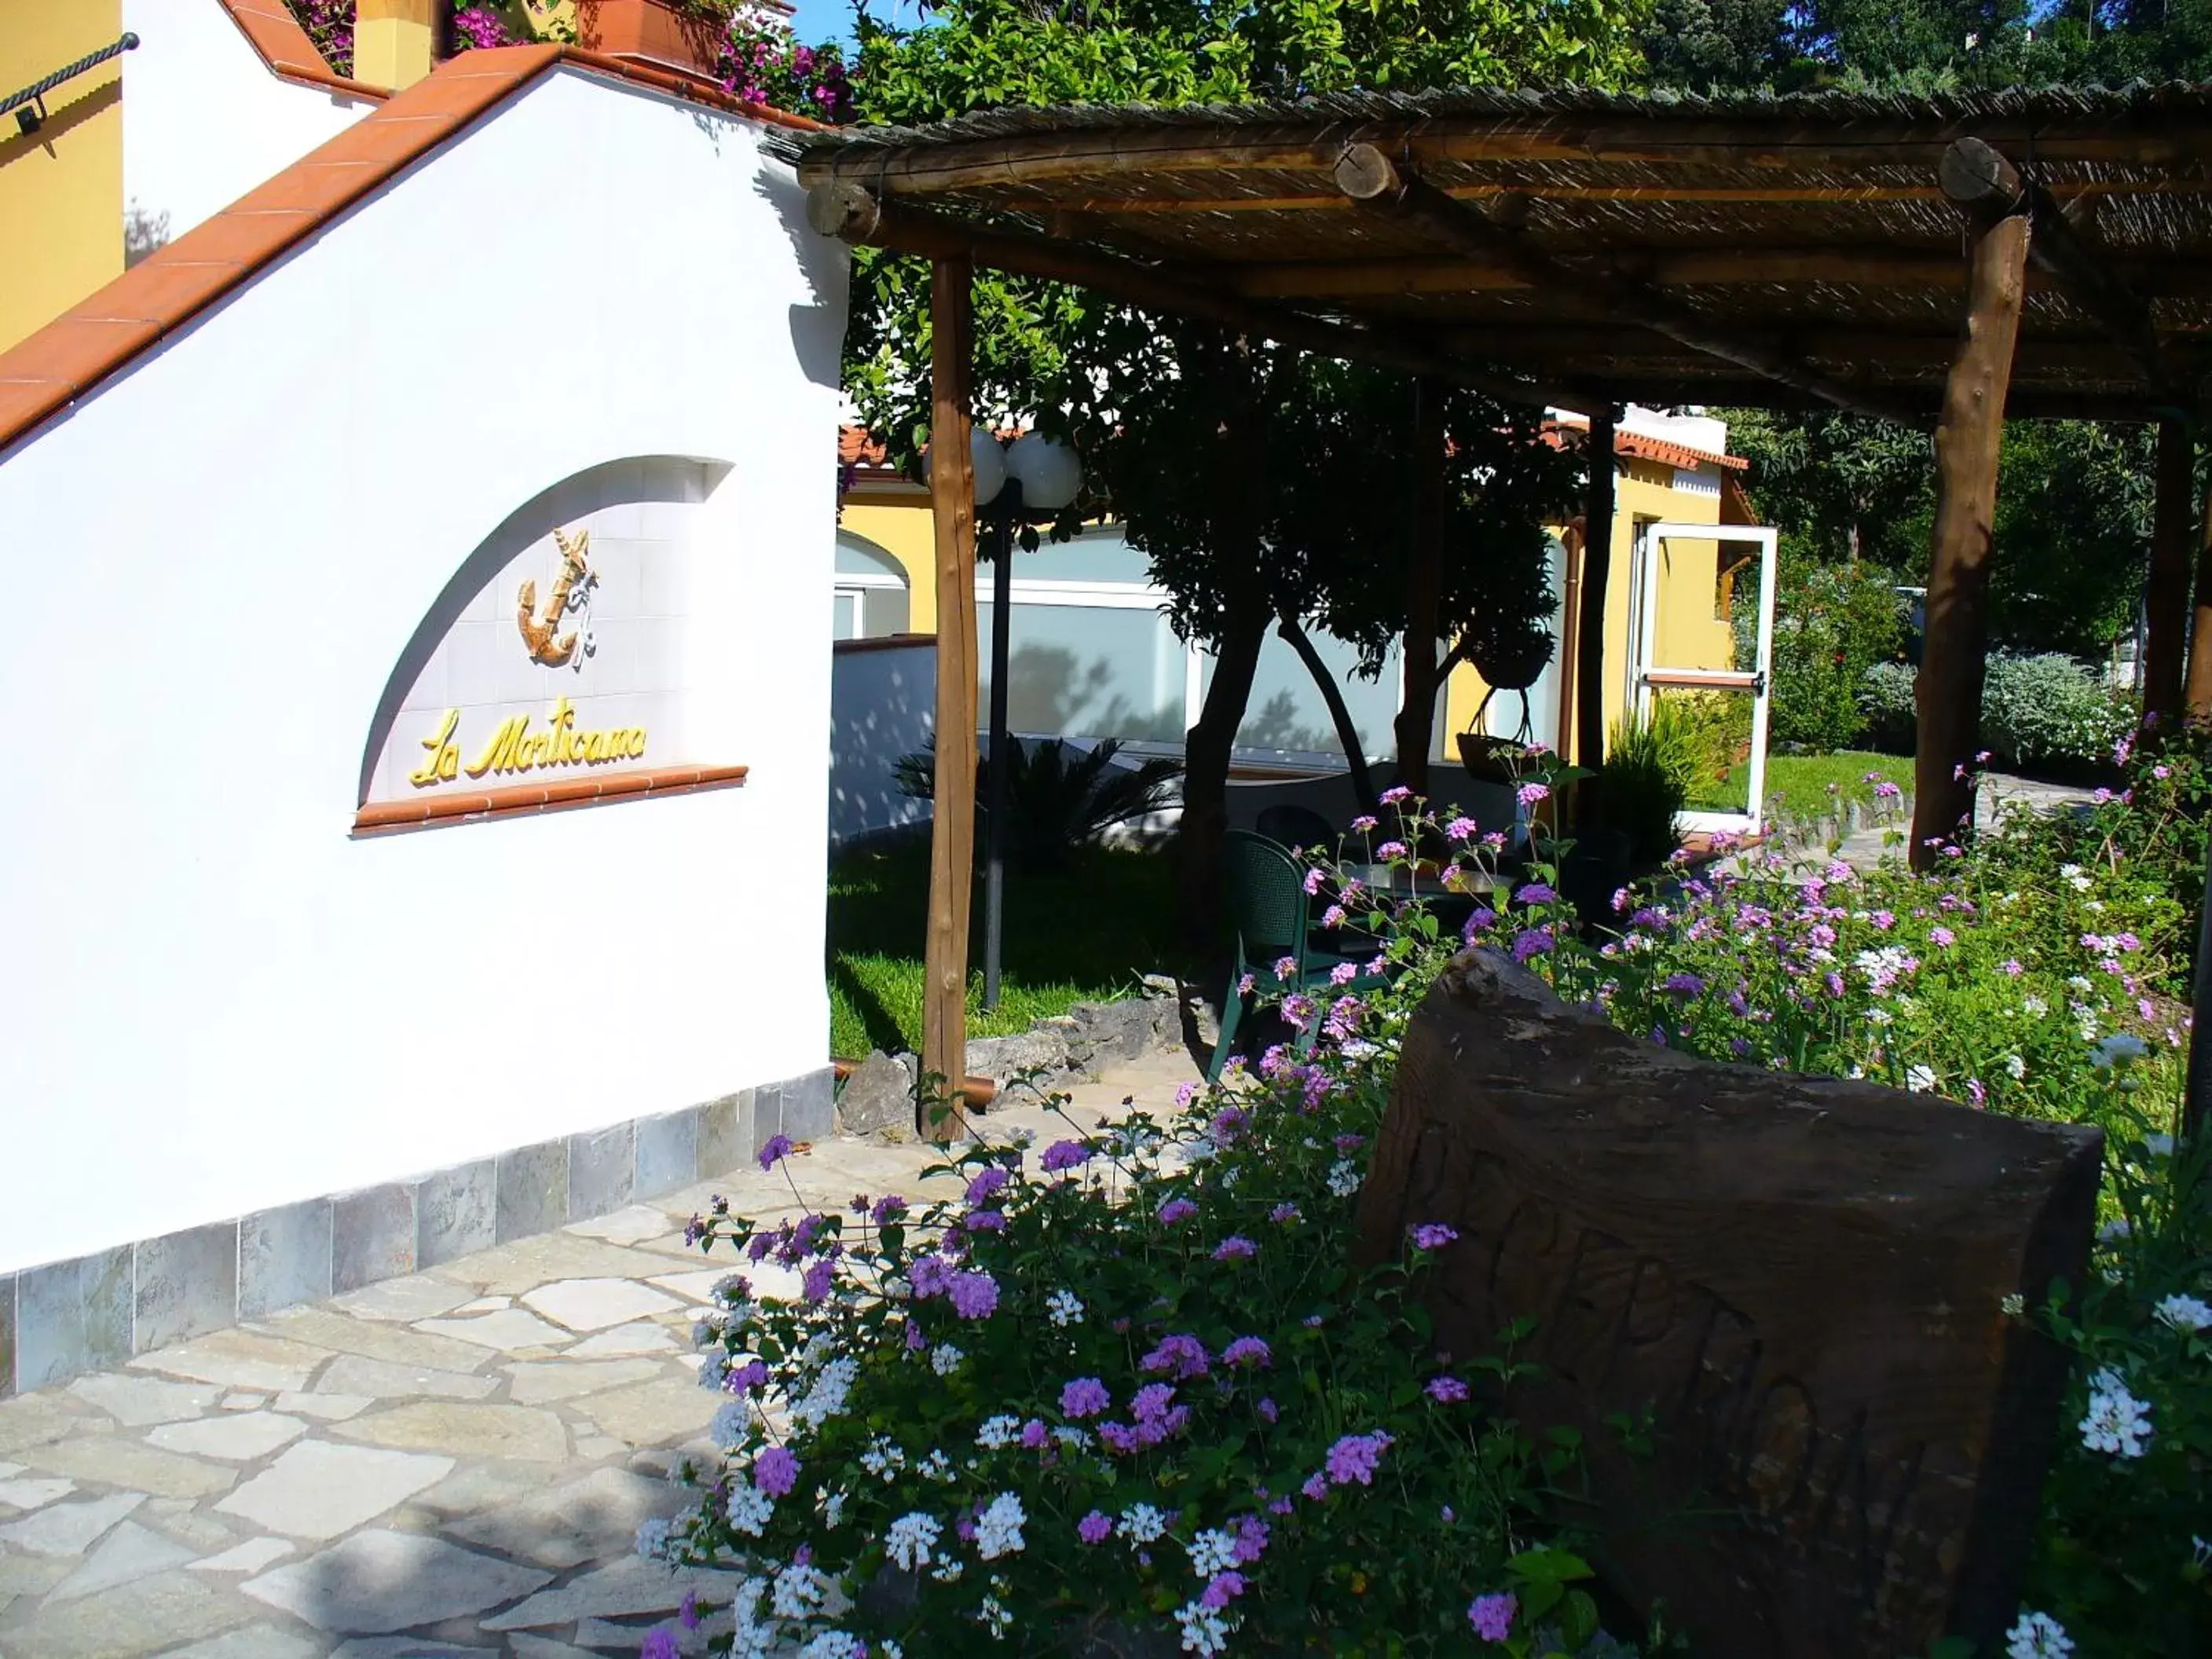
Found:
[1354,952,2103,1659]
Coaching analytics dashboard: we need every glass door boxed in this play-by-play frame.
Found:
[1629,522,1779,837]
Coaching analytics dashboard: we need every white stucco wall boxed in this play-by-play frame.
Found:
[0,65,848,1273]
[122,0,375,247]
[829,640,935,849]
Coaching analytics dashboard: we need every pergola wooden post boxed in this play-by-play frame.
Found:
[1575,408,1618,773]
[2144,416,2196,725]
[922,257,979,1141]
[2187,479,2212,721]
[1912,148,2032,870]
[1393,379,1445,795]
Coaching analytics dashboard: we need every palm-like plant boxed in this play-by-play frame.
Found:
[893,738,1184,874]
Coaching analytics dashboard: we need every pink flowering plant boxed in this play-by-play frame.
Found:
[650,765,1643,1655]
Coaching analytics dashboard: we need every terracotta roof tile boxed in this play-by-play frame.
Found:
[0,41,824,458]
[1546,416,1747,473]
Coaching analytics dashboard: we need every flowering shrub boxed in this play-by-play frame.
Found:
[711,15,856,122]
[655,746,2210,1654]
[284,0,353,76]
[1981,654,2133,777]
[1742,560,1908,752]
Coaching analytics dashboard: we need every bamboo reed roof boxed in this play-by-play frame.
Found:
[784,83,2212,420]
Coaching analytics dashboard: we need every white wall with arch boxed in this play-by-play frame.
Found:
[0,65,848,1273]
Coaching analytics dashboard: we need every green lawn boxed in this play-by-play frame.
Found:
[1687,749,1911,818]
[828,836,1186,1057]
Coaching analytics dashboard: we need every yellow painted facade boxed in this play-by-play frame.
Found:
[357,0,438,92]
[0,0,124,354]
[840,485,941,632]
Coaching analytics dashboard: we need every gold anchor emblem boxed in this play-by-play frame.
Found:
[516,527,595,668]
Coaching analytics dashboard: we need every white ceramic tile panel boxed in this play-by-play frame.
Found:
[580,616,640,698]
[636,540,684,620]
[586,535,646,618]
[400,643,450,713]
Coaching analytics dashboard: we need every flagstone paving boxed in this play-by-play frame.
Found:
[0,1049,1198,1656]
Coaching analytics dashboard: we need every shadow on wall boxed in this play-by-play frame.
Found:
[830,637,936,849]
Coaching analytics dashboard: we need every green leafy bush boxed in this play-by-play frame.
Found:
[1741,561,1909,752]
[894,738,1181,875]
[1981,653,2133,776]
[1592,711,1690,866]
[1858,660,1919,753]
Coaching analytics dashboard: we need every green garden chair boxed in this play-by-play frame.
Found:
[1208,830,1392,1082]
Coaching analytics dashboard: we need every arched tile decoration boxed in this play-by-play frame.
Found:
[357,455,738,826]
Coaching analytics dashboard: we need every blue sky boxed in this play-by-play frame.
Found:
[784,0,936,52]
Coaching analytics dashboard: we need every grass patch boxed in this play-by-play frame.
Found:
[1687,749,1910,817]
[828,835,1185,1057]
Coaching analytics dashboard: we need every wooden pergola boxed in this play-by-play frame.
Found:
[782,85,2212,1126]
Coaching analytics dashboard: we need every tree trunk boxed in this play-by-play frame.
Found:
[1279,613,1380,811]
[1574,408,1619,781]
[2185,474,2212,722]
[2143,416,2195,727]
[1179,594,1268,941]
[1393,379,1445,795]
[1911,203,2029,870]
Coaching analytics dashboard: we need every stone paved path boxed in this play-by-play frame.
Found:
[0,1051,1198,1658]
[1767,770,2097,873]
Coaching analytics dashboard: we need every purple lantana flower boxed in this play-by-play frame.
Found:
[756,1133,794,1172]
[1426,1375,1470,1403]
[1157,1197,1198,1226]
[753,1445,800,1496]
[947,1270,1000,1320]
[1469,1592,1518,1642]
[1213,1236,1258,1262]
[1078,1510,1112,1544]
[1410,1222,1458,1251]
[1040,1139,1090,1173]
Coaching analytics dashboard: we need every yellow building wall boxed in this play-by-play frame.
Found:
[0,0,124,353]
[1442,455,1734,760]
[840,488,939,632]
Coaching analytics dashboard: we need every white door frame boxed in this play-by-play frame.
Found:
[1629,522,1780,837]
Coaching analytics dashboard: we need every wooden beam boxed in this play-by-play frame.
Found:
[797,116,2212,196]
[1393,379,1445,796]
[807,181,1599,411]
[923,255,980,1142]
[1331,142,1917,423]
[1433,321,2132,372]
[1910,189,2031,870]
[1577,408,1618,775]
[2144,416,2197,723]
[1941,137,2179,398]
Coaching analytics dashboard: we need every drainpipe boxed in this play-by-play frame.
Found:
[355,0,446,92]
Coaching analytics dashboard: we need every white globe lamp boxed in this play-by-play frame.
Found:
[923,427,1006,507]
[1002,433,1083,511]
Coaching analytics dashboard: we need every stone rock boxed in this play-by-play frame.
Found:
[574,1617,715,1654]
[572,1377,717,1447]
[0,1390,105,1456]
[148,1412,309,1462]
[215,1441,453,1540]
[645,1269,730,1303]
[1355,950,2105,1659]
[0,1550,69,1596]
[313,1355,498,1401]
[240,1528,551,1634]
[504,1357,665,1405]
[427,1232,701,1298]
[48,1518,198,1601]
[406,1461,551,1518]
[507,1636,606,1659]
[441,1464,685,1569]
[221,1392,269,1411]
[963,1028,1069,1086]
[145,1507,238,1551]
[0,1569,251,1656]
[1062,994,1175,1071]
[328,1643,496,1659]
[836,1049,918,1137]
[412,1308,576,1350]
[259,1307,492,1375]
[189,1536,298,1575]
[0,1489,145,1556]
[130,1329,332,1393]
[482,1555,741,1628]
[521,1277,684,1331]
[567,1320,679,1358]
[457,1296,511,1313]
[330,1274,475,1324]
[20,1437,237,1499]
[566,1203,681,1245]
[274,1389,374,1420]
[0,1474,76,1510]
[335,1400,570,1463]
[165,1631,323,1659]
[68,1372,224,1427]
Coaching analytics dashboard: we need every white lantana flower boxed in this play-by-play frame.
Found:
[932,1343,965,1376]
[792,1356,859,1430]
[862,1436,906,1481]
[1187,1527,1240,1577]
[1119,1502,1169,1544]
[771,1562,827,1621]
[1175,1600,1236,1657]
[2004,1053,2028,1080]
[976,1492,1027,1559]
[727,1480,775,1537]
[1326,1159,1361,1198]
[1906,1064,1936,1091]
[976,1415,1024,1450]
[2005,1610,2073,1658]
[2078,1368,2153,1458]
[2154,1293,2211,1333]
[885,1511,943,1571]
[1046,1288,1086,1326]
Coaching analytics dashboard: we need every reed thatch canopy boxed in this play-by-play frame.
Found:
[786,83,2212,421]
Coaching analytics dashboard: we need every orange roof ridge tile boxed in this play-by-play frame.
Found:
[0,42,824,457]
